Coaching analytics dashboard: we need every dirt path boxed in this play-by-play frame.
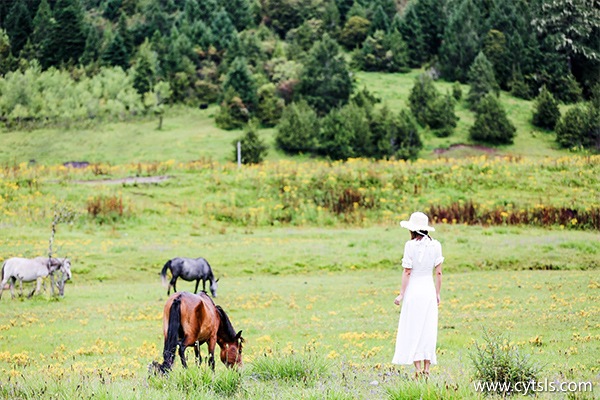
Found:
[71,176,171,185]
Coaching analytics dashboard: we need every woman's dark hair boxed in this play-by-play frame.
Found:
[410,230,429,240]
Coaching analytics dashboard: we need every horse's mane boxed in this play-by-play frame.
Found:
[215,305,240,344]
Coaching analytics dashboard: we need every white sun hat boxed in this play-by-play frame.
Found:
[400,211,435,232]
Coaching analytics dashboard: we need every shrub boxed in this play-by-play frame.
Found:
[469,94,516,145]
[319,102,371,160]
[470,329,541,396]
[351,30,409,73]
[256,83,284,127]
[426,93,458,137]
[532,86,560,130]
[215,87,250,130]
[275,100,320,154]
[86,195,126,224]
[339,16,370,50]
[555,105,594,150]
[232,121,268,164]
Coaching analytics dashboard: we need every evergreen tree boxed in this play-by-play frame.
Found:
[80,25,102,66]
[133,39,157,96]
[346,1,366,19]
[467,52,499,110]
[211,8,237,51]
[369,4,389,34]
[408,73,438,127]
[223,0,252,31]
[102,0,122,21]
[30,0,54,67]
[469,94,516,145]
[297,33,353,115]
[215,86,250,129]
[275,100,320,154]
[397,3,426,68]
[222,57,257,111]
[319,103,370,160]
[52,0,88,65]
[117,11,133,55]
[392,109,422,160]
[5,0,32,55]
[555,105,590,149]
[482,29,511,90]
[532,86,560,130]
[256,83,284,127]
[426,93,458,137]
[232,121,268,164]
[413,0,446,60]
[351,30,408,73]
[336,0,354,23]
[197,0,217,22]
[102,32,129,69]
[438,0,482,82]
[0,29,15,75]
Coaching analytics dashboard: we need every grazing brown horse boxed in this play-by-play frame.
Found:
[153,291,244,374]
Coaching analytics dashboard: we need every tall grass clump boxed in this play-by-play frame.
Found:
[385,378,471,400]
[148,366,243,397]
[470,329,542,396]
[86,194,127,224]
[250,353,328,384]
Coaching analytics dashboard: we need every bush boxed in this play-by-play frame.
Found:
[470,329,541,396]
[351,30,409,73]
[319,102,371,160]
[339,16,371,50]
[232,121,268,164]
[256,83,284,127]
[215,87,250,130]
[555,105,594,150]
[275,100,320,154]
[532,86,560,130]
[426,93,458,136]
[469,94,516,145]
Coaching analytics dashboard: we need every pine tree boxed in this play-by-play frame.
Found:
[275,100,320,154]
[5,0,32,55]
[133,39,157,96]
[52,0,88,65]
[397,4,426,68]
[30,0,54,67]
[482,29,511,90]
[211,8,237,51]
[394,109,422,160]
[102,32,129,69]
[438,0,482,82]
[80,25,102,66]
[532,86,560,130]
[222,57,257,111]
[297,33,353,115]
[369,4,390,34]
[222,0,252,31]
[335,0,354,23]
[470,94,516,145]
[232,121,268,164]
[408,73,438,127]
[467,52,500,110]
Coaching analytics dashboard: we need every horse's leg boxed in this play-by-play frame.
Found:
[170,277,177,294]
[9,278,16,299]
[178,341,188,368]
[18,278,23,297]
[207,339,216,371]
[194,279,200,294]
[194,341,202,366]
[29,277,41,298]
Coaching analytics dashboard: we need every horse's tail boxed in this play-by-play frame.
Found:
[162,295,182,370]
[160,260,171,288]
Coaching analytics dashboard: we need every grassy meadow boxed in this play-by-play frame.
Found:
[0,71,599,399]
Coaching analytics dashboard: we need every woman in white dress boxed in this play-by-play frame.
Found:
[392,211,444,378]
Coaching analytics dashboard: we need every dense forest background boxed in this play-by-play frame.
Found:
[0,0,598,160]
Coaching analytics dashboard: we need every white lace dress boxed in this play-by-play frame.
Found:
[392,237,444,365]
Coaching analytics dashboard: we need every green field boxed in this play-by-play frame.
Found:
[0,72,598,399]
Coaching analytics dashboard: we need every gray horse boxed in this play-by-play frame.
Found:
[0,257,72,299]
[160,257,218,297]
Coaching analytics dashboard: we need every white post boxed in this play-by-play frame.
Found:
[237,141,241,167]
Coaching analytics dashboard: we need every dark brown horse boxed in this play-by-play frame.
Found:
[153,291,244,373]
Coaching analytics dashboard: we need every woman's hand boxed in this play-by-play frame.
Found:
[436,293,441,305]
[394,294,403,305]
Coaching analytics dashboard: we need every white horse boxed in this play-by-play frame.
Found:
[0,257,72,299]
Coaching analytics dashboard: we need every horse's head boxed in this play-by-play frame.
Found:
[60,259,72,281]
[220,330,244,368]
[210,278,219,298]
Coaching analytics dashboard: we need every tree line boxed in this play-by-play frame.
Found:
[0,0,598,159]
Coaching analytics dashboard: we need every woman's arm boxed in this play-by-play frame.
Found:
[434,263,443,305]
[394,268,412,305]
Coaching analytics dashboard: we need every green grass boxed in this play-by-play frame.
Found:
[0,71,578,166]
[0,268,598,399]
